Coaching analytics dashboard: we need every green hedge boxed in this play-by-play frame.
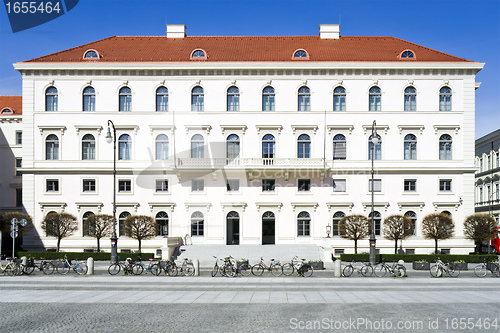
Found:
[339,253,498,263]
[17,251,154,261]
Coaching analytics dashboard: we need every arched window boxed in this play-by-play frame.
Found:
[45,134,59,160]
[119,211,130,236]
[45,87,58,112]
[226,134,240,160]
[368,134,382,160]
[404,134,417,160]
[401,50,415,58]
[333,134,346,160]
[83,86,95,112]
[262,134,275,163]
[404,86,416,111]
[84,50,98,59]
[119,87,132,112]
[82,134,96,160]
[297,134,311,158]
[298,86,311,111]
[262,86,275,111]
[1,108,12,114]
[293,50,308,58]
[404,211,417,235]
[83,211,95,236]
[333,86,346,111]
[439,86,452,111]
[156,211,169,236]
[155,134,169,160]
[332,211,345,236]
[191,86,204,112]
[439,134,452,160]
[369,86,381,111]
[227,86,240,111]
[368,211,382,236]
[227,211,240,245]
[191,134,204,158]
[192,50,206,58]
[118,134,132,160]
[191,211,204,236]
[156,86,168,112]
[297,211,311,236]
[441,210,452,217]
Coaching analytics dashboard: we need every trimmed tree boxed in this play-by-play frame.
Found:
[0,212,33,236]
[463,213,497,253]
[83,214,113,252]
[338,214,371,254]
[382,214,415,254]
[40,212,78,252]
[123,215,157,253]
[421,213,454,254]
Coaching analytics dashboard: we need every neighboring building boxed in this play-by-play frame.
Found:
[475,129,500,226]
[14,24,484,254]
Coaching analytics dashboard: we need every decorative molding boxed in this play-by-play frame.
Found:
[38,202,67,211]
[220,202,248,212]
[432,202,461,211]
[397,202,425,212]
[220,125,247,135]
[184,202,212,212]
[433,125,460,135]
[74,125,103,135]
[397,125,425,135]
[38,125,66,136]
[148,125,175,134]
[326,202,354,214]
[256,125,282,134]
[291,202,319,212]
[115,125,139,135]
[0,116,22,123]
[361,202,390,212]
[75,202,103,213]
[148,202,176,213]
[327,125,354,135]
[362,125,389,135]
[185,125,211,135]
[291,125,318,135]
[115,202,140,213]
[255,202,283,212]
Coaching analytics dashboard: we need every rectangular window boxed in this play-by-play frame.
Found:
[334,249,344,255]
[156,180,169,192]
[298,179,311,192]
[332,179,346,192]
[191,179,204,192]
[118,180,132,193]
[15,157,22,176]
[46,179,59,192]
[439,179,452,192]
[16,131,22,145]
[83,179,96,192]
[404,179,416,192]
[369,179,382,192]
[226,179,240,192]
[262,179,276,192]
[16,188,22,207]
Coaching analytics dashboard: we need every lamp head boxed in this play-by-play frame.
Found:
[105,127,113,143]
[371,136,379,144]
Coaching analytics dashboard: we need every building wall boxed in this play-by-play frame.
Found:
[0,115,23,215]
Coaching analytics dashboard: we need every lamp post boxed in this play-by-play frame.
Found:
[369,120,379,265]
[326,223,332,238]
[106,120,118,264]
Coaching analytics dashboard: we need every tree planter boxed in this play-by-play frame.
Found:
[453,263,468,271]
[412,262,430,270]
[308,261,324,270]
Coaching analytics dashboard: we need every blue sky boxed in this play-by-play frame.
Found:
[1,0,499,138]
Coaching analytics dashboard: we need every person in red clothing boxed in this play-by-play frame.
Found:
[491,227,500,253]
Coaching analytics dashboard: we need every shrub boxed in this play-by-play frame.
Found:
[17,251,154,261]
[339,253,497,263]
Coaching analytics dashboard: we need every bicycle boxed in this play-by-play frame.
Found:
[251,257,283,276]
[211,256,225,277]
[282,256,313,277]
[179,258,195,276]
[56,255,88,275]
[131,257,158,275]
[154,259,178,276]
[474,259,499,278]
[430,258,460,278]
[373,261,406,278]
[342,261,373,277]
[22,256,55,275]
[108,256,135,275]
[0,258,18,276]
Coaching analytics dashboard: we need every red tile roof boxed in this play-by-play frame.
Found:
[24,35,472,63]
[0,96,22,115]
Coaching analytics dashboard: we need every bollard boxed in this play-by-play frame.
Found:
[334,259,341,277]
[21,256,27,266]
[193,259,199,276]
[87,257,94,275]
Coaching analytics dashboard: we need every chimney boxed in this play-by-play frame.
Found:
[166,24,186,38]
[319,24,340,39]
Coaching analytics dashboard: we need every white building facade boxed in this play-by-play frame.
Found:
[14,25,484,254]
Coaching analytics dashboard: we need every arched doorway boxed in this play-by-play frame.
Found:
[226,211,240,245]
[262,211,275,245]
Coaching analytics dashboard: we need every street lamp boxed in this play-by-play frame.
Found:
[326,223,332,238]
[106,120,118,264]
[369,120,379,265]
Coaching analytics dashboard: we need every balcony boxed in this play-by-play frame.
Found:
[176,158,325,169]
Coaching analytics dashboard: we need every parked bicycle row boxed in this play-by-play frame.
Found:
[107,255,196,276]
[211,255,315,277]
[0,255,87,276]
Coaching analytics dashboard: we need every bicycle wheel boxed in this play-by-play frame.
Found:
[183,264,195,276]
[75,262,88,275]
[4,263,15,276]
[132,264,144,275]
[223,265,236,277]
[396,266,406,278]
[42,262,55,275]
[251,264,264,276]
[239,264,251,276]
[373,264,388,277]
[57,262,71,275]
[492,264,499,277]
[430,265,442,278]
[166,266,178,277]
[108,263,121,275]
[473,264,487,278]
[270,264,283,277]
[342,265,354,277]
[301,265,314,277]
[282,263,294,276]
[361,265,373,277]
[153,264,163,276]
[448,265,460,278]
[211,265,219,277]
[23,265,35,275]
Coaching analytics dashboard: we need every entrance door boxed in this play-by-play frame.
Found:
[226,211,240,245]
[262,211,275,245]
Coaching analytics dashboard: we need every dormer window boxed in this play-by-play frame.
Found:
[293,49,309,59]
[1,108,12,114]
[400,50,415,59]
[83,50,99,59]
[191,49,207,59]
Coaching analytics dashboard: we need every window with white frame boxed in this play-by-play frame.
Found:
[298,86,311,111]
[368,211,382,236]
[119,87,132,112]
[156,86,168,112]
[298,179,311,192]
[439,179,452,192]
[83,179,96,193]
[404,179,416,192]
[369,86,381,111]
[191,179,204,192]
[82,211,95,236]
[46,179,59,192]
[16,131,22,145]
[404,211,417,235]
[333,134,346,160]
[83,86,95,111]
[227,86,240,111]
[369,179,382,192]
[368,134,382,160]
[297,211,311,236]
[15,157,22,176]
[439,134,452,160]
[297,134,311,158]
[262,86,275,111]
[191,86,204,112]
[262,134,275,163]
[119,211,130,236]
[156,179,169,193]
[45,134,59,160]
[155,134,169,160]
[404,86,416,111]
[332,179,346,192]
[226,134,240,160]
[118,180,132,193]
[226,179,240,192]
[191,211,204,236]
[190,134,204,158]
[45,86,58,112]
[333,86,346,111]
[332,211,345,236]
[82,134,96,160]
[118,134,132,160]
[404,134,417,160]
[262,179,276,192]
[156,211,169,236]
[439,86,452,111]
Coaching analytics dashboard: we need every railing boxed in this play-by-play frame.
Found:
[176,158,325,167]
[475,199,500,206]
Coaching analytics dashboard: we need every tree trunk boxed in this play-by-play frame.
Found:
[57,238,61,252]
[138,239,141,254]
[434,239,438,254]
[394,240,398,254]
[354,239,357,254]
[97,238,100,252]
